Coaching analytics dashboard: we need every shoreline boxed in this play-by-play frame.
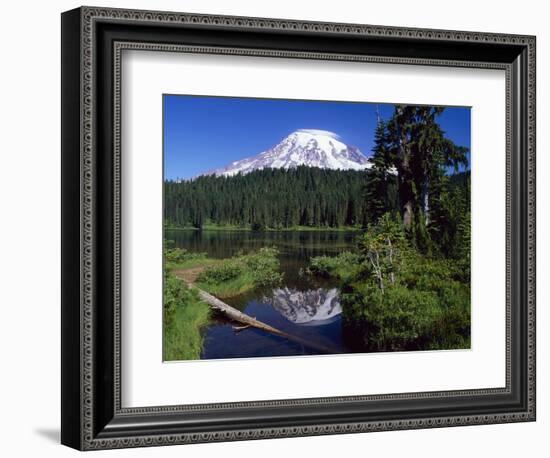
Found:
[165,225,362,233]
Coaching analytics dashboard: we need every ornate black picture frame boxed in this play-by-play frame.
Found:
[61,6,536,450]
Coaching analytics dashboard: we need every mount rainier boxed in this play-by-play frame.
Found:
[209,129,372,177]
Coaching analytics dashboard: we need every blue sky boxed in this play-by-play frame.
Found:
[164,95,471,180]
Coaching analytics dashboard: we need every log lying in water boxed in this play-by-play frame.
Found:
[195,288,339,355]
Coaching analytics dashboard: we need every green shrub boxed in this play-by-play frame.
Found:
[308,213,471,352]
[196,247,282,298]
[197,261,244,283]
[243,247,284,286]
[163,271,211,361]
[342,284,441,350]
[307,251,362,282]
[341,254,470,351]
[164,242,207,268]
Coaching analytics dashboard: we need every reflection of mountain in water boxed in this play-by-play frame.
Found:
[263,288,342,325]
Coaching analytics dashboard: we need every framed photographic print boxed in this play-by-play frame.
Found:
[61,6,536,450]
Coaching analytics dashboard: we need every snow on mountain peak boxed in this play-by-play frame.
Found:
[295,129,341,139]
[209,129,372,177]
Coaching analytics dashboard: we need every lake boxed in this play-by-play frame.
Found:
[166,229,359,359]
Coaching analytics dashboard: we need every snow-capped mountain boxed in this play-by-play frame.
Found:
[209,129,372,177]
[263,287,342,326]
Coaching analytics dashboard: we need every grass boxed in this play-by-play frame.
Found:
[163,244,283,360]
[163,272,211,361]
[195,247,282,298]
[163,246,219,270]
[164,245,283,299]
[166,256,219,271]
[197,272,256,298]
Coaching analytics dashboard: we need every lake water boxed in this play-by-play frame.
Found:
[166,229,359,359]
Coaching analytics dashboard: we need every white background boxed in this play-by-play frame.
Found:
[123,52,506,406]
[0,0,546,457]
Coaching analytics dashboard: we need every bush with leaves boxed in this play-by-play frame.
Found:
[197,261,244,284]
[306,251,363,282]
[358,213,408,291]
[164,241,207,268]
[341,249,470,351]
[306,212,471,352]
[196,247,283,297]
[242,247,284,286]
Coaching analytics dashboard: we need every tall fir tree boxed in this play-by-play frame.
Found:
[363,117,398,225]
[383,106,469,252]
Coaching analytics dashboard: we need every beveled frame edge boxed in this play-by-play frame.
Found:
[61,5,536,450]
[112,43,513,415]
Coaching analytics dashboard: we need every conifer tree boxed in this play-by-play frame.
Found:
[383,106,469,251]
[363,118,398,224]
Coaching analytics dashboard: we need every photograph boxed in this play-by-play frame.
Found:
[162,95,472,361]
[56,4,538,452]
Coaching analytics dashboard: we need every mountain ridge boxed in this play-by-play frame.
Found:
[206,129,372,177]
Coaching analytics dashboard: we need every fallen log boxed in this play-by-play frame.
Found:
[173,268,340,354]
[195,288,339,354]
